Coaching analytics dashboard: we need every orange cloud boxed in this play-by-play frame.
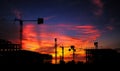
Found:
[22,24,40,51]
[22,23,101,63]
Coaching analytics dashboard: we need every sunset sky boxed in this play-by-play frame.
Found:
[0,0,120,63]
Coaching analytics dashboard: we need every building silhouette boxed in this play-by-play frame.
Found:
[85,49,120,64]
[0,39,53,64]
[0,39,20,51]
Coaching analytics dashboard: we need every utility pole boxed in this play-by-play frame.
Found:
[14,18,43,49]
[61,45,64,61]
[54,38,57,64]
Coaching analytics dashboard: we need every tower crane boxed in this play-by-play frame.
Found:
[14,18,44,49]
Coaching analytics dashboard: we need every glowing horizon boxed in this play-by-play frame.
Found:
[20,22,101,63]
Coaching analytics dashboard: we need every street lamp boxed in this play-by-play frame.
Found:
[94,41,98,49]
[69,45,76,61]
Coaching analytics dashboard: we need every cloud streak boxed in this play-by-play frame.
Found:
[12,9,22,19]
[22,23,101,61]
[91,0,104,16]
[44,16,56,21]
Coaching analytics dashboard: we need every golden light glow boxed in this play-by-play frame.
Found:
[22,23,100,63]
